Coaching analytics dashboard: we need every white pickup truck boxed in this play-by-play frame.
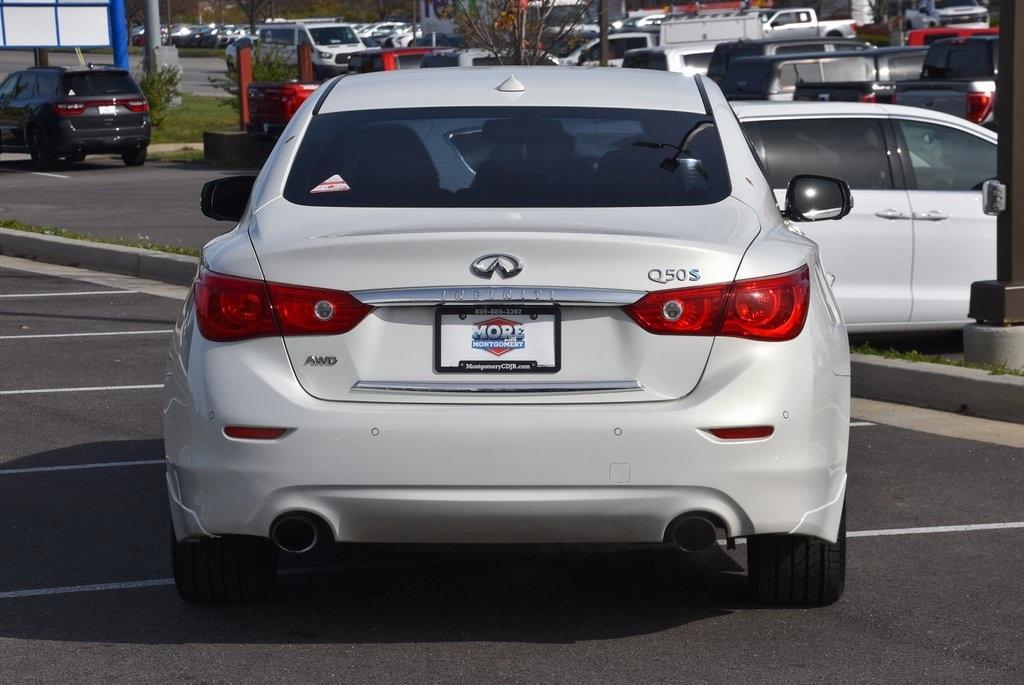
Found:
[756,8,858,38]
[903,0,990,30]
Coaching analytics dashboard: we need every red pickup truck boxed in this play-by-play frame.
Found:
[246,81,319,139]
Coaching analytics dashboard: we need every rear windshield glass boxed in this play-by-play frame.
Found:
[62,72,139,96]
[284,106,730,208]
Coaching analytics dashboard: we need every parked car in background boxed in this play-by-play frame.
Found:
[904,0,989,30]
[707,37,874,83]
[174,68,852,607]
[348,47,435,73]
[178,24,214,48]
[893,36,998,129]
[565,32,658,67]
[720,50,880,100]
[660,12,763,46]
[755,7,858,38]
[246,81,319,139]
[413,34,465,48]
[793,47,927,103]
[258,21,366,78]
[622,43,716,75]
[0,66,150,169]
[420,49,503,68]
[905,26,997,45]
[736,101,996,331]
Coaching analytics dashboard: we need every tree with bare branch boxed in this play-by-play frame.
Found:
[452,0,596,66]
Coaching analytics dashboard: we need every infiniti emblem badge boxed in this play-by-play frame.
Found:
[470,253,524,279]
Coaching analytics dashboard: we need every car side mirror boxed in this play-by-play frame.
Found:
[200,175,257,222]
[782,174,853,222]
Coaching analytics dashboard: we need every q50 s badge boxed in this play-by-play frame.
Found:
[648,268,701,284]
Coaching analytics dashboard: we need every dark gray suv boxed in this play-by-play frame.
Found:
[0,66,150,170]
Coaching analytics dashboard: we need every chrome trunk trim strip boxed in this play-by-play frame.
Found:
[351,380,644,394]
[351,286,644,307]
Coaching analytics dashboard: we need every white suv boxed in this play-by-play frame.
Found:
[735,101,997,331]
[168,68,851,606]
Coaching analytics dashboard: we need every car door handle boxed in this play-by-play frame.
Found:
[874,209,910,220]
[912,211,950,222]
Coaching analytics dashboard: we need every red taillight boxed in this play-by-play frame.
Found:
[859,92,877,103]
[194,270,278,341]
[624,265,810,342]
[966,91,993,124]
[194,269,373,342]
[267,282,373,336]
[224,426,288,439]
[707,426,775,440]
[125,98,149,113]
[53,102,86,116]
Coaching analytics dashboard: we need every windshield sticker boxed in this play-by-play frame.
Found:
[311,174,350,193]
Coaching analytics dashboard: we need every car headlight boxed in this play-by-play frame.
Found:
[317,50,331,59]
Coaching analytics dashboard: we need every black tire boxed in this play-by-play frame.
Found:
[65,152,86,163]
[171,532,279,604]
[29,128,57,171]
[122,147,147,166]
[747,504,846,606]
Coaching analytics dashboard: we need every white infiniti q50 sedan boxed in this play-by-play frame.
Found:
[165,68,852,606]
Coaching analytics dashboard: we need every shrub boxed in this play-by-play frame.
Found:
[137,65,182,127]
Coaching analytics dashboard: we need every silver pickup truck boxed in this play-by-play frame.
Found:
[894,35,998,129]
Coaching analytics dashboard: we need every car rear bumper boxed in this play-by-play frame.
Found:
[47,121,150,154]
[166,324,850,546]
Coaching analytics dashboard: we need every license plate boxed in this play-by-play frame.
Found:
[435,305,560,373]
[98,105,117,115]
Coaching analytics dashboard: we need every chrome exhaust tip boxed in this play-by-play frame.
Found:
[669,515,718,552]
[270,514,322,554]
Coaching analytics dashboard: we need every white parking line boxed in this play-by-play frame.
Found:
[0,460,164,475]
[0,169,71,179]
[849,421,875,427]
[0,384,163,396]
[0,329,173,340]
[0,579,173,600]
[0,290,137,299]
[2,520,1022,601]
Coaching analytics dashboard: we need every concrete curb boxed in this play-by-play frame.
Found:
[0,228,198,286]
[851,353,1024,426]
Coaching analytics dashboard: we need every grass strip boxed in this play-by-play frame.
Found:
[0,218,200,258]
[852,342,1023,377]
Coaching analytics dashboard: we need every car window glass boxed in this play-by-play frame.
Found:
[396,53,426,69]
[832,42,869,51]
[35,72,60,95]
[776,43,822,54]
[63,72,139,95]
[285,106,731,208]
[12,73,34,98]
[684,52,710,70]
[471,56,500,66]
[945,42,991,78]
[0,75,17,99]
[821,56,873,81]
[885,53,926,80]
[741,118,893,190]
[720,63,769,96]
[898,120,995,191]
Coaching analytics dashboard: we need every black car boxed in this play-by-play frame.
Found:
[0,66,150,170]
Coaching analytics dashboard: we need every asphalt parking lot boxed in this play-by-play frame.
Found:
[0,154,245,249]
[1,256,1022,682]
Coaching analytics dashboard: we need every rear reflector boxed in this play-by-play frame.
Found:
[224,426,288,439]
[707,426,774,440]
[624,265,810,341]
[194,269,373,342]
